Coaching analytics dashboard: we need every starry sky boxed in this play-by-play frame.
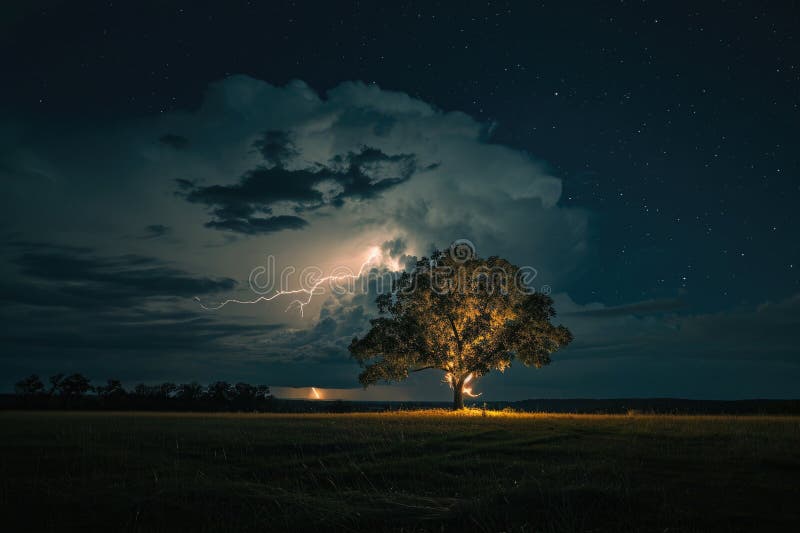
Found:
[1,1,798,399]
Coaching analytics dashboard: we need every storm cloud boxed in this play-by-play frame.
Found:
[179,142,420,235]
[2,75,794,399]
[5,242,236,308]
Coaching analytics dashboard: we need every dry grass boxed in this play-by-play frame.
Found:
[1,410,799,532]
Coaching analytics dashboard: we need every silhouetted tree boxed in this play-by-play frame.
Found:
[177,382,205,401]
[157,382,177,400]
[15,374,45,395]
[255,384,271,400]
[12,374,275,412]
[60,373,94,398]
[96,379,126,399]
[48,373,65,396]
[230,382,272,410]
[233,382,257,407]
[133,383,154,397]
[234,382,256,398]
[350,245,573,409]
[207,381,233,404]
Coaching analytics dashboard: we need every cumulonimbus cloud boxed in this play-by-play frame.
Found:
[154,75,589,282]
[0,75,592,390]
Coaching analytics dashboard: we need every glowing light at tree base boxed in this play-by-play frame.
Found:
[444,372,482,398]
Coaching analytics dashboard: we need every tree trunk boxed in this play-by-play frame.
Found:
[453,379,465,410]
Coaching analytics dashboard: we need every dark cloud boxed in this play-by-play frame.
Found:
[251,130,299,167]
[380,237,417,270]
[158,133,189,150]
[180,145,418,234]
[204,214,309,234]
[6,239,92,254]
[187,166,323,211]
[0,242,277,382]
[559,293,800,363]
[0,315,278,353]
[0,304,284,389]
[381,237,407,258]
[4,242,236,310]
[175,178,196,191]
[140,224,171,239]
[328,147,420,202]
[564,298,685,318]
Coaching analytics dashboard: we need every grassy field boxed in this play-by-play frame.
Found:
[1,410,798,532]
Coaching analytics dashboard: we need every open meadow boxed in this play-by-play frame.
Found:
[1,410,798,532]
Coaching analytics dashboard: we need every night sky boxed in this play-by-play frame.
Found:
[1,1,798,399]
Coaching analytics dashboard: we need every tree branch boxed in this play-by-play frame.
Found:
[446,313,463,354]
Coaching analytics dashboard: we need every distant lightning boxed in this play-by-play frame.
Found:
[311,387,321,400]
[195,247,384,317]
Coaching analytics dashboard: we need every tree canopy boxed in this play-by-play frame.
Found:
[349,244,573,409]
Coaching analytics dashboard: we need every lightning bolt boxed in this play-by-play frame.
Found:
[195,247,383,317]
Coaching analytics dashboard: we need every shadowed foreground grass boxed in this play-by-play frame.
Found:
[1,410,798,532]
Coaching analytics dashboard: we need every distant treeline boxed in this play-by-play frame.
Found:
[6,373,800,414]
[7,373,275,411]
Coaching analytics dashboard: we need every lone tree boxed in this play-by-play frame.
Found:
[349,242,573,409]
